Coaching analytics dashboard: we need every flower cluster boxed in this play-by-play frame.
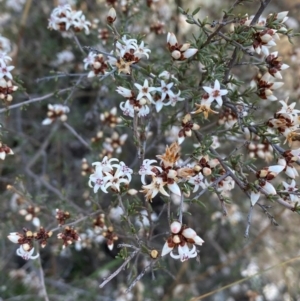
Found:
[107,35,151,75]
[0,50,18,103]
[19,206,40,228]
[250,164,284,205]
[251,72,284,101]
[166,32,198,60]
[48,4,91,34]
[139,141,237,201]
[117,72,185,117]
[42,104,70,125]
[192,79,228,119]
[267,98,300,146]
[57,226,81,249]
[8,227,52,260]
[139,142,189,201]
[83,52,108,78]
[0,142,14,160]
[89,156,132,193]
[162,221,204,262]
[55,208,71,226]
[100,107,122,128]
[247,12,288,56]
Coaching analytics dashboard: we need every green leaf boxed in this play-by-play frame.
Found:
[192,7,201,16]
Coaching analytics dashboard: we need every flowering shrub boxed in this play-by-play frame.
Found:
[2,0,300,300]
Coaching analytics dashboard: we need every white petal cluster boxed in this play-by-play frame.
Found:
[89,156,132,193]
[48,4,91,35]
[161,221,204,262]
[167,32,198,60]
[107,35,151,67]
[42,104,70,125]
[117,73,185,117]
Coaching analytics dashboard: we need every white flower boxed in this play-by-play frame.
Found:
[277,158,299,179]
[250,181,277,206]
[276,11,289,23]
[182,48,198,59]
[152,96,171,113]
[52,4,72,15]
[202,79,228,107]
[277,98,300,117]
[0,143,14,160]
[139,159,162,185]
[116,86,133,98]
[16,245,39,260]
[83,52,96,70]
[7,232,21,244]
[169,91,185,106]
[282,180,299,202]
[141,176,170,201]
[134,79,156,102]
[116,35,137,58]
[119,99,150,118]
[92,156,118,173]
[167,32,178,47]
[89,168,108,193]
[118,161,133,182]
[182,228,204,245]
[42,104,70,125]
[0,62,14,79]
[120,100,134,117]
[188,173,205,193]
[156,80,174,101]
[134,41,151,59]
[171,244,197,262]
[73,13,91,35]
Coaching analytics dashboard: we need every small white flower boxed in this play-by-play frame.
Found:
[202,79,228,107]
[0,62,14,80]
[188,173,205,193]
[139,159,162,185]
[134,79,156,102]
[116,86,133,98]
[141,176,170,201]
[282,180,299,202]
[134,41,151,59]
[83,52,96,70]
[16,245,39,260]
[7,232,21,244]
[170,243,197,262]
[156,80,174,101]
[182,228,205,245]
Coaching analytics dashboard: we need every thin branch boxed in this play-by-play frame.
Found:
[37,247,49,301]
[0,88,71,113]
[99,249,139,288]
[126,259,159,293]
[63,122,92,150]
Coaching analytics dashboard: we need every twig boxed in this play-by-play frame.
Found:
[0,88,72,113]
[178,194,184,223]
[244,204,254,238]
[126,259,159,293]
[63,122,92,150]
[99,249,139,288]
[250,0,273,26]
[37,246,49,301]
[50,210,102,232]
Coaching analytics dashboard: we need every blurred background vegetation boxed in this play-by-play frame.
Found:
[1,0,300,300]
